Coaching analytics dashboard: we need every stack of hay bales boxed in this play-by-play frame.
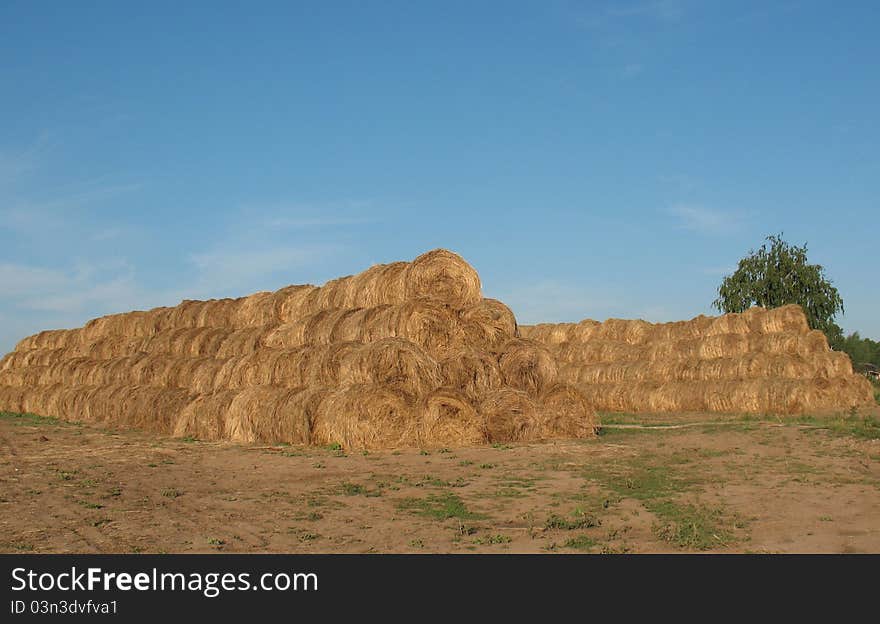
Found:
[0,250,598,449]
[521,305,874,414]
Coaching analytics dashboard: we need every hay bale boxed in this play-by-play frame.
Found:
[339,338,443,396]
[361,300,461,359]
[216,326,275,358]
[498,338,558,395]
[231,292,277,327]
[745,305,810,334]
[439,349,504,400]
[224,386,319,444]
[268,285,312,322]
[345,262,408,309]
[312,384,417,450]
[459,298,518,351]
[478,388,539,443]
[419,388,486,448]
[402,249,482,307]
[172,390,239,440]
[537,383,599,439]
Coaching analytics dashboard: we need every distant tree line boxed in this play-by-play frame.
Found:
[834,332,880,374]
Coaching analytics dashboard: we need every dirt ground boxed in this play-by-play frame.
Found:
[1,408,879,554]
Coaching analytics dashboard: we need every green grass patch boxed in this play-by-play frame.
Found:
[0,411,65,426]
[794,413,880,441]
[56,469,79,481]
[563,535,597,551]
[396,492,484,521]
[340,481,383,497]
[545,513,600,531]
[77,500,104,510]
[474,534,511,545]
[651,502,740,550]
[586,453,746,550]
[1,541,35,552]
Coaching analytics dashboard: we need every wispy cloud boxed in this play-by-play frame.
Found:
[1,182,141,237]
[700,265,736,277]
[608,0,687,21]
[667,204,746,234]
[0,133,56,188]
[0,263,72,298]
[187,244,340,295]
[579,0,689,29]
[494,280,624,325]
[0,135,371,351]
[265,216,375,229]
[1,260,139,314]
[621,63,645,77]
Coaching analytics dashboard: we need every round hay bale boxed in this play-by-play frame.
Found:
[360,300,461,358]
[339,338,443,396]
[595,319,654,344]
[328,307,370,343]
[478,388,539,443]
[313,342,361,386]
[537,384,599,439]
[224,386,317,444]
[747,305,810,334]
[439,349,504,400]
[173,390,238,440]
[262,319,309,349]
[276,285,320,322]
[704,312,750,336]
[232,292,277,327]
[303,308,350,345]
[349,261,408,308]
[195,298,240,328]
[314,277,354,310]
[498,338,558,396]
[0,385,28,413]
[312,384,417,450]
[216,327,274,358]
[419,388,485,448]
[402,249,482,307]
[459,298,518,351]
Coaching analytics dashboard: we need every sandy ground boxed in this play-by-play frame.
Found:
[1,409,879,554]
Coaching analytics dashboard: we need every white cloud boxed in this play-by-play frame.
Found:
[579,0,688,29]
[700,265,736,277]
[0,260,141,314]
[621,63,645,77]
[188,244,339,294]
[609,0,686,21]
[265,216,375,229]
[0,263,70,297]
[0,133,55,188]
[23,274,140,314]
[668,204,745,234]
[493,280,624,325]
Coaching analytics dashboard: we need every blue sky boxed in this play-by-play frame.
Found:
[1,1,877,353]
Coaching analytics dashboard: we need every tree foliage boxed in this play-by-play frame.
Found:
[714,234,844,339]
[838,332,880,373]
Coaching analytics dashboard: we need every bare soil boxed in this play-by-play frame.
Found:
[1,409,879,554]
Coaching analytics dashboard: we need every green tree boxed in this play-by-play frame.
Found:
[839,332,880,373]
[713,234,845,342]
